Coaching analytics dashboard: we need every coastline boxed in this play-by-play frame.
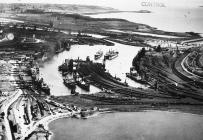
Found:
[46,110,115,140]
[47,109,203,140]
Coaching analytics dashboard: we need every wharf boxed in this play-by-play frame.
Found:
[76,61,171,99]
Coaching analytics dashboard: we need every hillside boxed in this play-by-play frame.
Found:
[0,3,118,14]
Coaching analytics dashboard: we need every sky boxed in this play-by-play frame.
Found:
[1,0,203,10]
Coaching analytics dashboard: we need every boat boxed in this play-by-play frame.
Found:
[58,63,68,72]
[76,79,90,91]
[104,49,119,60]
[94,50,103,60]
[41,53,48,61]
[80,107,98,119]
[66,45,71,51]
[63,77,76,89]
[126,72,147,85]
[21,38,37,44]
[21,35,41,44]
[55,41,64,54]
[66,43,71,50]
[34,78,50,95]
[41,83,50,95]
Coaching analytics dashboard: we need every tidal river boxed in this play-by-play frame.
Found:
[49,111,203,140]
[40,42,143,96]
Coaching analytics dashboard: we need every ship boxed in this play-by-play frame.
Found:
[58,63,68,72]
[76,78,90,91]
[104,49,119,60]
[55,41,64,54]
[41,53,48,61]
[21,34,41,44]
[126,70,147,85]
[21,37,37,44]
[66,43,71,51]
[94,50,103,60]
[41,83,50,95]
[63,77,76,89]
[35,78,50,95]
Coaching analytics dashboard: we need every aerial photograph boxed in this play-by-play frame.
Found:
[0,0,203,139]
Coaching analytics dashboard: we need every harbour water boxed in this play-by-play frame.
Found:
[40,42,144,96]
[49,111,203,140]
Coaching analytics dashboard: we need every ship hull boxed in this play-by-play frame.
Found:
[94,54,103,60]
[77,81,90,91]
[63,79,76,89]
[105,54,118,60]
[126,73,147,85]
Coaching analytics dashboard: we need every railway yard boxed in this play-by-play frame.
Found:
[0,8,203,140]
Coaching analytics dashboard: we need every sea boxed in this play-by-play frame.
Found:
[89,7,203,35]
[49,111,203,140]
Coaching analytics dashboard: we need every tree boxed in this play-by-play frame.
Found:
[155,45,161,52]
[86,56,90,62]
[132,47,146,70]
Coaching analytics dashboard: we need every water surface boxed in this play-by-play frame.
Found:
[49,111,203,140]
[40,42,143,96]
[89,8,203,34]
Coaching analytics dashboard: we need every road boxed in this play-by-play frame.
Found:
[19,111,74,140]
[2,89,23,140]
[1,88,77,140]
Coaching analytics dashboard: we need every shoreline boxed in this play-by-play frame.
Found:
[46,110,115,140]
[47,109,203,140]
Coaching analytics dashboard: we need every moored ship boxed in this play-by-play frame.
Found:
[126,68,147,85]
[104,49,119,60]
[41,83,50,95]
[76,78,90,91]
[63,77,76,89]
[94,50,103,60]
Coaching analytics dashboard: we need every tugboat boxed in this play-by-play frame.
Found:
[104,49,119,60]
[63,77,76,89]
[94,50,103,60]
[76,78,90,91]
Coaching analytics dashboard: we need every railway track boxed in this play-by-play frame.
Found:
[171,57,203,100]
[78,62,173,99]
